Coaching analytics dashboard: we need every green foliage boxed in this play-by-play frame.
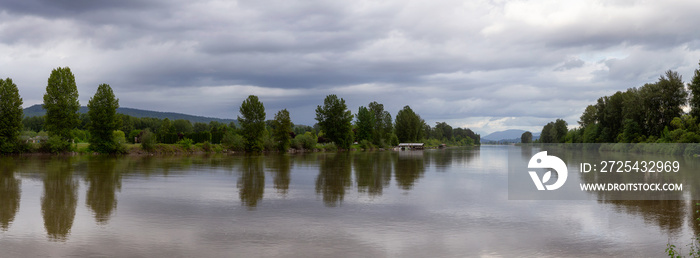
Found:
[690,61,700,119]
[222,131,245,151]
[272,109,292,152]
[184,131,212,143]
[140,129,157,151]
[23,116,44,132]
[238,95,266,152]
[359,139,374,150]
[0,78,24,153]
[158,118,172,141]
[389,133,399,146]
[321,142,337,151]
[355,106,375,143]
[368,101,393,146]
[172,119,193,134]
[315,94,354,149]
[291,133,317,150]
[88,84,122,153]
[434,122,453,141]
[521,131,533,143]
[177,138,194,150]
[71,129,89,143]
[111,130,127,153]
[128,129,142,144]
[395,105,425,143]
[43,67,80,149]
[40,135,72,153]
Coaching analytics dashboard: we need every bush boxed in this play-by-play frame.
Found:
[40,135,72,153]
[322,142,337,151]
[201,141,213,152]
[389,133,399,147]
[263,134,275,151]
[222,132,245,151]
[292,133,317,150]
[359,140,374,150]
[141,129,157,151]
[177,138,194,150]
[111,130,128,153]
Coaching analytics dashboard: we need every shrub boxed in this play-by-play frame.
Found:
[40,135,72,153]
[359,140,374,150]
[140,129,157,151]
[292,133,317,150]
[177,138,194,150]
[322,142,337,151]
[222,132,245,151]
[111,130,128,153]
[201,141,213,152]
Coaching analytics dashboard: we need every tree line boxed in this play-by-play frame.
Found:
[523,61,700,144]
[1,67,480,154]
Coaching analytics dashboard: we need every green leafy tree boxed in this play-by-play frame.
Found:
[238,95,266,152]
[43,67,80,149]
[368,101,392,145]
[0,78,24,153]
[355,106,375,143]
[272,109,292,152]
[521,131,532,143]
[540,122,554,143]
[315,95,353,149]
[578,105,597,128]
[553,119,568,143]
[158,118,172,142]
[394,105,425,142]
[87,84,121,153]
[434,122,453,141]
[690,61,700,118]
[172,119,193,134]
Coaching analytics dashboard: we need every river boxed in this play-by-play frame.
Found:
[0,145,698,257]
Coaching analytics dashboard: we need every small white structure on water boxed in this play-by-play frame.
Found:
[397,143,424,150]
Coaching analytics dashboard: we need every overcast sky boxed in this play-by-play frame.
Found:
[2,0,700,135]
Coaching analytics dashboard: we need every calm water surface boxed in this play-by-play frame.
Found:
[0,146,698,257]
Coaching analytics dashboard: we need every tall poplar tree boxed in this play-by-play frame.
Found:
[43,67,79,150]
[0,78,24,153]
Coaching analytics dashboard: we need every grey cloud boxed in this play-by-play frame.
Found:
[2,0,700,133]
[555,58,584,71]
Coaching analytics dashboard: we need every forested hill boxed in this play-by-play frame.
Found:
[23,104,236,124]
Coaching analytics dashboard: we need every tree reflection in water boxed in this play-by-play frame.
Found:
[42,157,78,241]
[0,156,20,231]
[394,151,425,190]
[353,151,392,196]
[85,156,122,224]
[238,155,264,209]
[266,154,291,195]
[316,153,352,207]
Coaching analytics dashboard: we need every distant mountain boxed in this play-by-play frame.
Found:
[482,129,540,142]
[23,104,236,124]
